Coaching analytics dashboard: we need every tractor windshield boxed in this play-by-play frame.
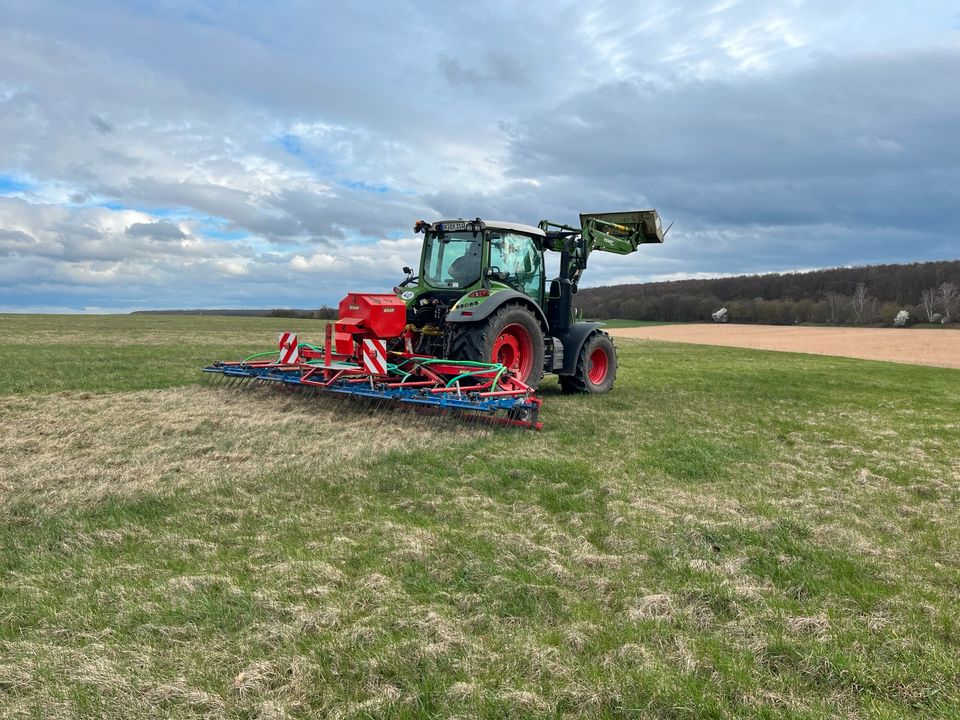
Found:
[422,232,483,289]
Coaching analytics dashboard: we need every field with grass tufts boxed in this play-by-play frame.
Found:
[1,314,959,719]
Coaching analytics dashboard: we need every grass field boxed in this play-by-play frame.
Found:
[1,314,959,719]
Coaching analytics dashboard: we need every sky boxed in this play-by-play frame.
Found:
[0,0,958,312]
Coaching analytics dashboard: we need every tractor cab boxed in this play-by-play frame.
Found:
[396,218,547,364]
[399,220,546,352]
[414,219,544,300]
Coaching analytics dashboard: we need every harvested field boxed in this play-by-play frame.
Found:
[608,324,960,369]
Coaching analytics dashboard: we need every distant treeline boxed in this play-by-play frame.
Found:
[131,308,338,319]
[575,259,960,325]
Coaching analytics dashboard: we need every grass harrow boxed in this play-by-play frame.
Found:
[203,324,543,430]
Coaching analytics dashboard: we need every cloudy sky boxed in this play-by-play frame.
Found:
[1,1,957,311]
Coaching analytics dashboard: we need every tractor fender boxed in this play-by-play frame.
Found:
[446,290,549,330]
[556,322,605,375]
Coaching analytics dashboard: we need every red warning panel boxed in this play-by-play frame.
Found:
[278,332,299,364]
[361,338,387,375]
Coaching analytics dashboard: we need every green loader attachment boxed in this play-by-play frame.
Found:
[580,210,665,251]
[540,209,665,291]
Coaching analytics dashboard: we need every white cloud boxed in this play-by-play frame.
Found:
[215,259,250,276]
[0,0,957,310]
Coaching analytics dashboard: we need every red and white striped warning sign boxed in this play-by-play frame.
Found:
[278,332,299,364]
[361,338,388,375]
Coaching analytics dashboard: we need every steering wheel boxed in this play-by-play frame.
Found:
[492,271,524,294]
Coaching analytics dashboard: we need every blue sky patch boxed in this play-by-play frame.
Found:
[0,174,34,195]
[339,180,390,194]
[94,200,200,218]
[202,225,249,241]
[278,133,302,156]
[197,216,249,241]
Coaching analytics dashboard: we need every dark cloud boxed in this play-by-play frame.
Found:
[89,114,113,134]
[270,186,434,244]
[51,221,102,240]
[438,52,528,89]
[0,228,37,256]
[125,221,186,240]
[424,48,960,277]
[507,51,960,184]
[0,228,35,242]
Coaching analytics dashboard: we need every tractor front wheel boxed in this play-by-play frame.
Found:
[448,303,545,388]
[560,332,617,394]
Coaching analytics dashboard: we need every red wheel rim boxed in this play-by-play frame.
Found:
[587,346,609,384]
[492,323,534,380]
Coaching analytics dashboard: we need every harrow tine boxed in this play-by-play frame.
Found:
[202,354,543,431]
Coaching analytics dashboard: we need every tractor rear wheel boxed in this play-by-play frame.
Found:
[448,303,545,388]
[560,332,617,393]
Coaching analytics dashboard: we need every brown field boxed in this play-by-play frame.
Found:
[609,324,960,369]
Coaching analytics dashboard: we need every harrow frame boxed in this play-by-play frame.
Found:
[203,334,543,430]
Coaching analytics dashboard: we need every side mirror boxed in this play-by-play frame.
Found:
[403,266,413,275]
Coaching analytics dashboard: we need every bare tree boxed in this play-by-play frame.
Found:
[939,282,959,323]
[825,291,844,323]
[920,287,938,322]
[850,283,868,324]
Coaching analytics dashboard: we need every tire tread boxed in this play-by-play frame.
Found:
[560,331,617,394]
[446,302,544,387]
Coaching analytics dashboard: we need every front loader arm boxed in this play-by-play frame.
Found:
[539,209,664,290]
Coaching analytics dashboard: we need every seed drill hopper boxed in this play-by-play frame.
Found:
[203,209,665,429]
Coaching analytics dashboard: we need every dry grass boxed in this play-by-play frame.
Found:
[0,386,472,511]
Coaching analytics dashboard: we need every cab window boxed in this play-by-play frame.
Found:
[422,232,482,288]
[488,232,543,300]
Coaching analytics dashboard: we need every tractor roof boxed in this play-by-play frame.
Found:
[433,219,545,237]
[484,220,545,236]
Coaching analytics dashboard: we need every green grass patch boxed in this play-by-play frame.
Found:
[0,315,958,717]
[591,318,673,328]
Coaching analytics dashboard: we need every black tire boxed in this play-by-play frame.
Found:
[447,303,545,388]
[559,331,617,394]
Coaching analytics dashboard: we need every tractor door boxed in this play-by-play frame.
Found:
[487,231,544,304]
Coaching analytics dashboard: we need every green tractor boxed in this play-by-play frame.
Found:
[397,211,664,392]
